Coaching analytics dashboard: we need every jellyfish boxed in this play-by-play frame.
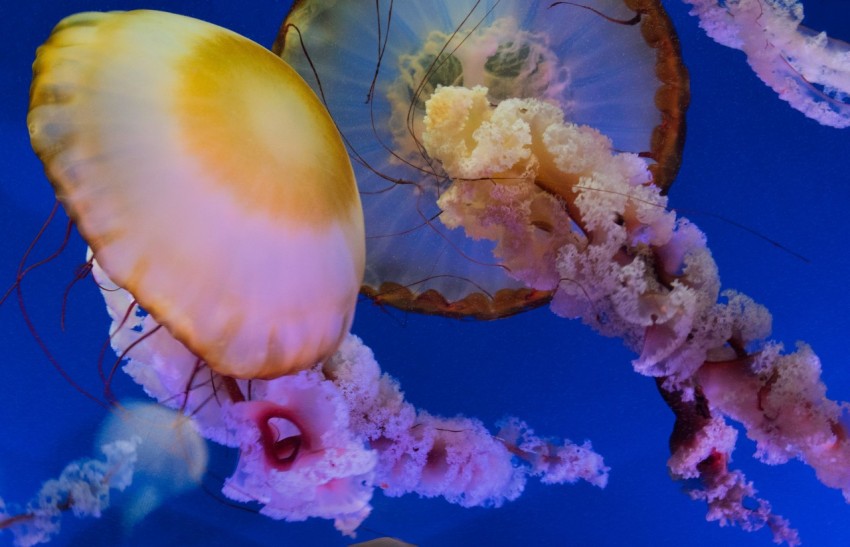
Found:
[27,10,365,380]
[19,6,358,536]
[95,401,208,531]
[23,7,367,534]
[274,0,689,318]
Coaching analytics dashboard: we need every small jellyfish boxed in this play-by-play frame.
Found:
[96,401,208,531]
[28,10,365,379]
[274,0,689,318]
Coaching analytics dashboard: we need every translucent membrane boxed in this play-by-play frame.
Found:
[274,0,688,318]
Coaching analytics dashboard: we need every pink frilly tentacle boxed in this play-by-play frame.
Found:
[683,0,850,128]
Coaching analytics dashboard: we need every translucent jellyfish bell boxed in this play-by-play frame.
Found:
[96,401,208,530]
[28,11,365,379]
[274,0,688,318]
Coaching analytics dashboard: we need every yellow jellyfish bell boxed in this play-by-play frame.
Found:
[28,11,365,379]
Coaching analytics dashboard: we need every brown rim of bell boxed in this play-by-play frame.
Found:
[630,0,691,195]
[275,0,690,321]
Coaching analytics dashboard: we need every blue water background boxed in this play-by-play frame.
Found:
[1,1,849,545]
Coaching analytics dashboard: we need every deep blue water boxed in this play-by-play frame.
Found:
[1,1,849,545]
